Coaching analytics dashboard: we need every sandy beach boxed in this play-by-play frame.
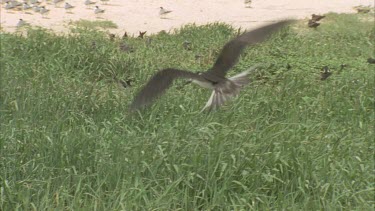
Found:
[1,0,374,35]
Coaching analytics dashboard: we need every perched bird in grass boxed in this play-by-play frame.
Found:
[367,58,375,64]
[94,5,104,14]
[308,19,320,28]
[129,20,294,112]
[183,40,192,50]
[64,2,74,13]
[159,6,172,18]
[320,66,332,80]
[122,31,128,39]
[311,14,325,22]
[138,31,147,39]
[109,33,116,41]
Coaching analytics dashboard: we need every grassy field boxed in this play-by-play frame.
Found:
[1,13,374,210]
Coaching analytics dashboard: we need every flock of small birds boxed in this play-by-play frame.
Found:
[2,0,175,28]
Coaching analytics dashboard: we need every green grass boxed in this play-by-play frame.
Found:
[70,19,118,29]
[1,13,374,210]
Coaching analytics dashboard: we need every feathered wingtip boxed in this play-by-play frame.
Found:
[201,65,260,111]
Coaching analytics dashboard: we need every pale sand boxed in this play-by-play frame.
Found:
[1,0,373,35]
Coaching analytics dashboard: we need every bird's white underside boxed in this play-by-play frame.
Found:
[192,66,257,111]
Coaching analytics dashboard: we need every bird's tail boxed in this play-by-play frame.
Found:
[201,66,259,111]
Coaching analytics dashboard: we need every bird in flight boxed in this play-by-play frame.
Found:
[129,20,294,112]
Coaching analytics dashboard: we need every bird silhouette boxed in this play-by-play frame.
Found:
[129,20,294,111]
[320,66,332,80]
[311,14,325,22]
[308,19,320,28]
[138,31,147,39]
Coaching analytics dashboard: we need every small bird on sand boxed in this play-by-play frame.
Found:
[64,2,74,13]
[23,2,32,10]
[30,0,41,5]
[100,0,109,4]
[244,0,252,8]
[5,2,15,10]
[84,0,95,6]
[16,18,28,27]
[10,0,22,7]
[32,5,40,12]
[53,0,63,6]
[311,14,325,22]
[39,6,50,18]
[159,6,172,18]
[308,19,320,28]
[129,20,294,111]
[94,5,104,14]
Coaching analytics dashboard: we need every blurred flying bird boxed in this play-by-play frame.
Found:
[130,20,294,111]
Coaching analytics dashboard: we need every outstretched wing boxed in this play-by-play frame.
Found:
[130,68,202,110]
[205,20,294,79]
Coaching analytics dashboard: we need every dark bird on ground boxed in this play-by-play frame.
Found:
[122,32,128,39]
[356,8,370,13]
[367,58,375,64]
[308,19,320,28]
[320,66,332,80]
[129,20,294,111]
[138,31,147,38]
[109,33,116,41]
[311,14,325,22]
